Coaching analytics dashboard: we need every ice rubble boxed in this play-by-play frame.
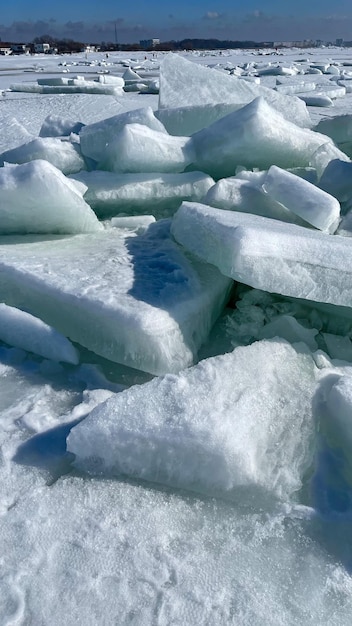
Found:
[4,48,352,626]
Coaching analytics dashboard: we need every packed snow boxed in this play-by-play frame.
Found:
[3,46,352,625]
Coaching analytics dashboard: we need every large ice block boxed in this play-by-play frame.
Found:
[171,201,352,308]
[39,114,85,138]
[156,102,245,136]
[159,53,311,127]
[319,159,352,202]
[0,160,102,235]
[99,124,195,174]
[68,340,318,501]
[191,98,330,179]
[71,170,214,218]
[0,222,232,375]
[79,107,167,162]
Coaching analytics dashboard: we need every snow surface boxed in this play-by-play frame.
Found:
[2,47,352,625]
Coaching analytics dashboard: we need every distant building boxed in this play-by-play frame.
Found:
[0,44,12,55]
[336,38,344,47]
[34,43,51,54]
[140,39,160,49]
[11,44,29,55]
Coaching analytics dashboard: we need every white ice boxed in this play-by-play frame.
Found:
[68,340,318,502]
[79,106,166,162]
[171,201,352,308]
[0,136,86,175]
[262,165,340,233]
[71,170,214,217]
[191,97,333,178]
[0,303,79,364]
[0,221,232,374]
[0,160,101,234]
[159,53,311,127]
[98,123,195,173]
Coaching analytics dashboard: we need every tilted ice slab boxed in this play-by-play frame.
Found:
[262,166,340,233]
[0,303,79,364]
[315,114,352,145]
[0,222,232,375]
[71,170,214,218]
[171,201,352,308]
[156,102,246,136]
[0,160,102,235]
[68,340,318,502]
[191,98,331,179]
[159,53,311,127]
[79,107,167,163]
[99,124,195,174]
[0,137,86,175]
[202,177,308,226]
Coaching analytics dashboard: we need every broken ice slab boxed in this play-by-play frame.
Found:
[0,303,79,364]
[79,107,167,163]
[0,137,86,175]
[155,102,245,136]
[262,166,340,233]
[67,340,318,502]
[191,98,331,179]
[98,124,195,174]
[159,53,311,127]
[0,222,232,375]
[70,170,214,218]
[39,114,85,138]
[171,201,352,309]
[0,160,102,235]
[202,176,308,226]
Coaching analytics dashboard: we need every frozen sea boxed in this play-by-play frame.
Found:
[2,46,352,625]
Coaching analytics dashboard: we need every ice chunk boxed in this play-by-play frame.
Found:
[110,215,156,234]
[191,98,330,179]
[79,107,167,162]
[262,166,340,233]
[0,160,102,235]
[309,142,350,179]
[68,340,317,502]
[99,124,195,174]
[257,315,319,351]
[156,102,245,136]
[203,177,307,226]
[159,53,311,127]
[315,114,352,145]
[298,94,333,107]
[39,114,85,138]
[0,303,79,364]
[322,333,352,361]
[319,159,352,202]
[0,137,86,175]
[171,201,352,308]
[0,223,232,375]
[71,170,214,218]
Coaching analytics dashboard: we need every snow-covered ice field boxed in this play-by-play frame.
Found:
[3,46,352,624]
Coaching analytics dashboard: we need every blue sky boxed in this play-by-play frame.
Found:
[2,1,352,43]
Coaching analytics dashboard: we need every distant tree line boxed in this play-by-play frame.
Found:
[32,35,85,54]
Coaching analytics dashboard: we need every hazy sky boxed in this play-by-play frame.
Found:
[2,1,352,44]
